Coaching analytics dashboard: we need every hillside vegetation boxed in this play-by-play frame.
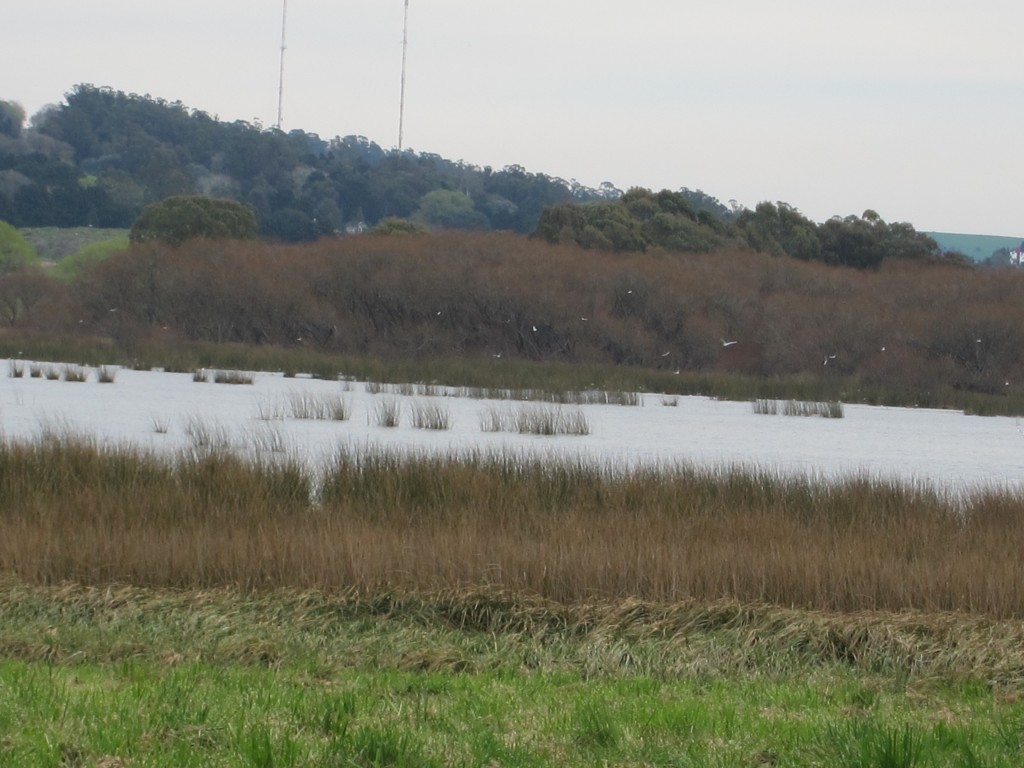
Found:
[2,85,965,270]
[0,86,617,239]
[19,226,127,262]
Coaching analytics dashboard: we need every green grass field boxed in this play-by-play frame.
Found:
[3,583,1024,767]
[19,227,129,263]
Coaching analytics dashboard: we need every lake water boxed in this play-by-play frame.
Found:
[1,360,1021,491]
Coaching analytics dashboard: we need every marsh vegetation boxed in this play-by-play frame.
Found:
[3,374,1023,764]
[0,436,1021,617]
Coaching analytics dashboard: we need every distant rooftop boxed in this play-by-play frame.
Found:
[925,232,1024,261]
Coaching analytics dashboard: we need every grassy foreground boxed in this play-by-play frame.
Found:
[3,582,1024,767]
[3,438,1024,765]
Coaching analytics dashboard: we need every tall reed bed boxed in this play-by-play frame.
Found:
[3,437,1024,616]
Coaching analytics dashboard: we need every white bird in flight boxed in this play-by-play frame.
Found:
[721,339,738,347]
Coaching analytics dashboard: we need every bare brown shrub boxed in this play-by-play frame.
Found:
[10,230,1019,403]
[0,269,71,330]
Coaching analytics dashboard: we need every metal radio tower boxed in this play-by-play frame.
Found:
[276,0,288,129]
[398,0,409,149]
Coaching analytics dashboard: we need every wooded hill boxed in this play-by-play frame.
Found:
[1,85,970,271]
[0,85,625,238]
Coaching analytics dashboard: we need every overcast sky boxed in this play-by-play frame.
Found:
[5,1,1022,235]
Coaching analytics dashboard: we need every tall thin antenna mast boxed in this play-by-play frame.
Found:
[398,0,409,149]
[276,0,288,129]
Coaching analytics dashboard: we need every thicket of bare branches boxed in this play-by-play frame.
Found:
[4,231,1023,396]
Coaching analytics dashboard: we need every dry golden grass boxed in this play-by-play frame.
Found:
[2,436,1024,617]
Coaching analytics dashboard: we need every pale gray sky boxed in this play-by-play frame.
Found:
[5,1,1022,235]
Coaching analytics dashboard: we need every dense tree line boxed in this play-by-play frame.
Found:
[0,85,626,239]
[536,191,966,270]
[535,188,736,253]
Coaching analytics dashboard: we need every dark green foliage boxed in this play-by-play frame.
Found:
[413,189,490,230]
[372,217,428,236]
[261,207,320,243]
[736,203,947,268]
[0,100,25,138]
[817,210,945,268]
[533,187,728,253]
[129,196,258,245]
[735,201,822,261]
[0,152,108,227]
[6,85,601,234]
